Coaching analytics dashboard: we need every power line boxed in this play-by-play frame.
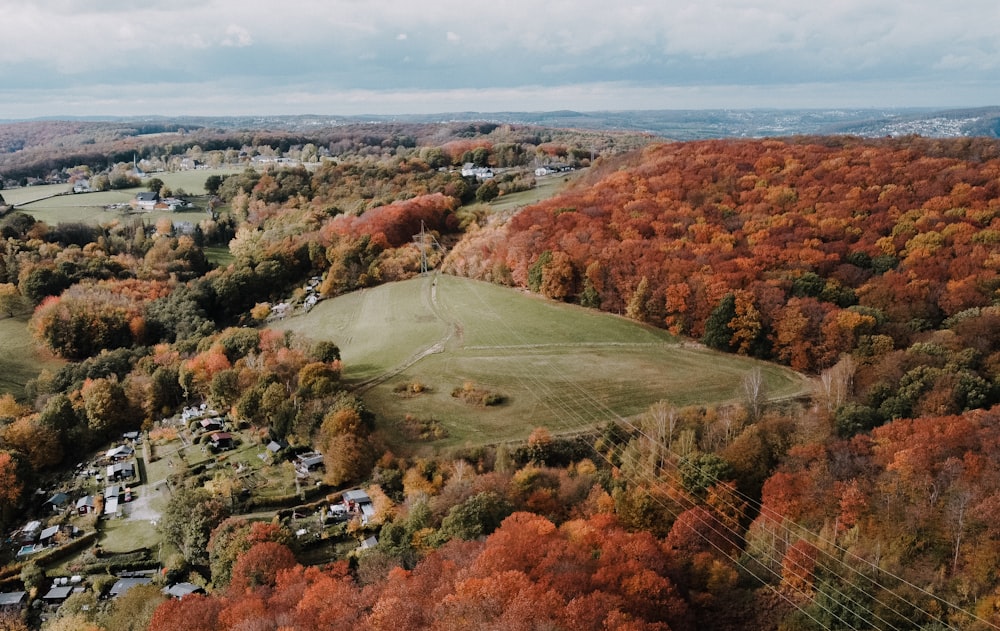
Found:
[433,274,997,631]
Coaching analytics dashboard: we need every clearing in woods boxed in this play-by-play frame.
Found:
[271,274,808,450]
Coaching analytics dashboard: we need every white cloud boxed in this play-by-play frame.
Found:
[221,24,253,48]
[0,0,997,116]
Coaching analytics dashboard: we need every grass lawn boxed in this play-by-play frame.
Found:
[6,167,243,226]
[0,315,64,398]
[272,274,808,451]
[204,245,235,267]
[487,170,584,213]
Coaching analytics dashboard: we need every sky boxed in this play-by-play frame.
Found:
[1,0,999,119]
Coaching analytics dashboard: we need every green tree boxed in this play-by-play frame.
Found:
[160,486,231,565]
[439,491,513,541]
[702,293,737,351]
[82,377,132,437]
[0,283,26,318]
[475,179,499,203]
[680,453,734,498]
[204,174,225,196]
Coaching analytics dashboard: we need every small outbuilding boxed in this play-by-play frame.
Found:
[0,591,26,610]
[45,492,70,512]
[163,582,205,599]
[210,432,234,450]
[76,495,96,514]
[109,576,152,598]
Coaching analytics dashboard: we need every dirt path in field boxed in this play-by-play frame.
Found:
[352,273,460,393]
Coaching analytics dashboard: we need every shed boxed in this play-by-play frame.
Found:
[46,492,70,511]
[0,591,26,609]
[296,452,324,474]
[105,445,134,461]
[38,525,60,544]
[76,495,96,514]
[210,432,234,450]
[42,584,73,602]
[163,582,205,599]
[20,520,41,543]
[106,461,135,481]
[200,418,224,432]
[104,485,122,515]
[109,576,152,598]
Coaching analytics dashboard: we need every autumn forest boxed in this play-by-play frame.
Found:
[0,122,999,630]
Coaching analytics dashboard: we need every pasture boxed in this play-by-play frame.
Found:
[272,274,808,449]
[5,167,242,226]
[0,315,64,398]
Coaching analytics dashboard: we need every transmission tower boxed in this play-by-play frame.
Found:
[412,221,445,274]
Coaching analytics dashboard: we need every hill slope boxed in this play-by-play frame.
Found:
[272,274,806,448]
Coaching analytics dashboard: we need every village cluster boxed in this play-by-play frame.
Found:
[0,402,376,621]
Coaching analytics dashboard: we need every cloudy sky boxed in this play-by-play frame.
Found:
[2,0,998,118]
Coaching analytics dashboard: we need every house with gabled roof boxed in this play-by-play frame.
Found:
[131,191,159,211]
[76,495,96,514]
[45,492,70,512]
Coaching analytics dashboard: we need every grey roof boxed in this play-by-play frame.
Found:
[135,191,159,202]
[39,525,60,540]
[343,489,371,504]
[77,495,95,508]
[110,577,152,597]
[42,585,73,601]
[46,492,69,506]
[163,582,204,598]
[298,453,324,468]
[0,591,26,606]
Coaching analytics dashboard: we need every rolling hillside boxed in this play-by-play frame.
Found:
[271,273,807,448]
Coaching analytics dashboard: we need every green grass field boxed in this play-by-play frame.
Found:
[0,315,64,398]
[5,167,242,226]
[488,170,584,213]
[272,274,808,450]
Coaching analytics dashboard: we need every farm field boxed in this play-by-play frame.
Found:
[5,167,243,225]
[0,315,64,397]
[272,274,808,450]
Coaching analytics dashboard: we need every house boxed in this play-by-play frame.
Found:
[105,445,134,461]
[131,191,160,211]
[109,576,152,598]
[0,591,26,610]
[106,461,135,481]
[42,584,73,603]
[20,520,42,543]
[76,495,96,515]
[45,492,70,512]
[72,179,91,193]
[163,582,205,599]
[104,485,122,516]
[296,452,324,475]
[461,163,494,180]
[359,535,378,550]
[199,418,224,433]
[343,489,375,525]
[38,525,60,545]
[210,432,234,450]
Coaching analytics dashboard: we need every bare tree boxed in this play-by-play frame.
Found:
[743,366,767,421]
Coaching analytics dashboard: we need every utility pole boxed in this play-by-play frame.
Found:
[412,220,445,275]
